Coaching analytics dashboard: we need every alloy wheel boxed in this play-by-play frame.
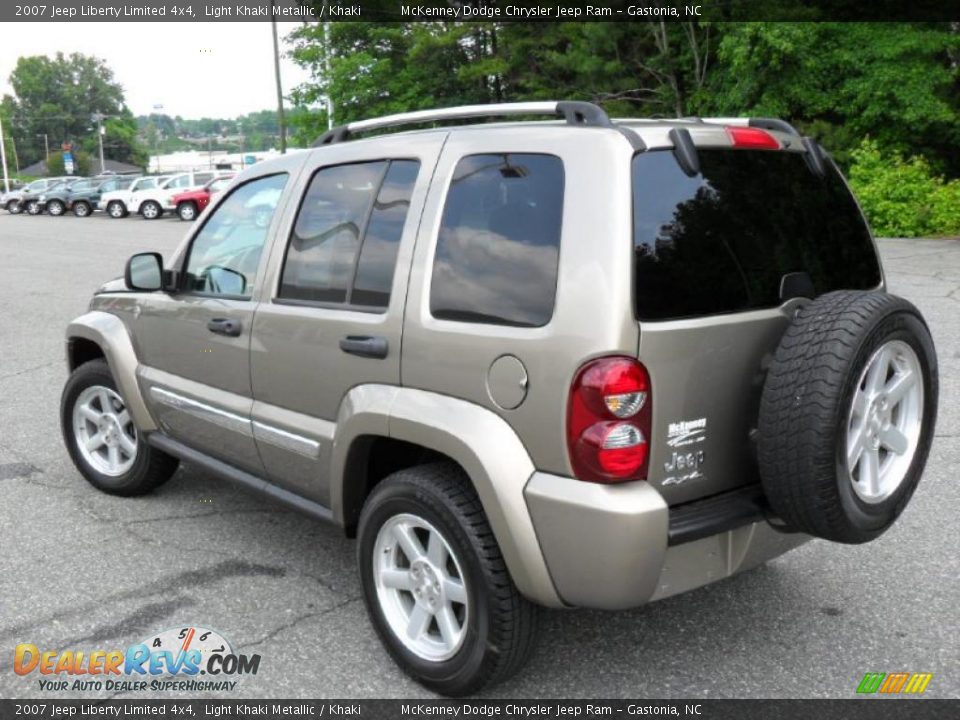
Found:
[846,340,924,504]
[72,385,138,477]
[372,513,469,662]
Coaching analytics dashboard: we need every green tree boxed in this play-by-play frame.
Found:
[4,52,147,167]
[706,23,960,171]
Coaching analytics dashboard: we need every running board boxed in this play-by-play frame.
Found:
[148,433,335,524]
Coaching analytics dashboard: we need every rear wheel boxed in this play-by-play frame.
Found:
[357,463,538,696]
[107,201,127,218]
[758,291,938,543]
[5,199,20,214]
[177,201,197,221]
[47,199,65,216]
[61,359,178,496]
[73,201,92,217]
[26,200,41,215]
[141,201,162,219]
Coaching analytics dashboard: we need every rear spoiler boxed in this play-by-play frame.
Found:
[669,116,826,178]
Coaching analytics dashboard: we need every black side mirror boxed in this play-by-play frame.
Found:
[125,252,164,291]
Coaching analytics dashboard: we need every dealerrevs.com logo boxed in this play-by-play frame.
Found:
[14,626,261,692]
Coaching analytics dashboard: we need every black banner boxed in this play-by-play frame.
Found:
[1,0,958,23]
[0,700,958,720]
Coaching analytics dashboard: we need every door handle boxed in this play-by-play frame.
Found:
[207,317,242,337]
[339,335,388,359]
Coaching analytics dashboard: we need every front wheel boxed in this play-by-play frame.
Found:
[357,463,538,696]
[177,201,197,221]
[5,199,21,214]
[47,200,65,216]
[26,200,41,215]
[107,201,127,218]
[61,359,178,496]
[73,201,92,217]
[141,201,162,220]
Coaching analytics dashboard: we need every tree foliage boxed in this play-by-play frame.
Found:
[3,53,146,168]
[287,20,959,236]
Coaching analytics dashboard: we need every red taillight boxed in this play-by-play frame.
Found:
[567,357,652,483]
[725,126,780,150]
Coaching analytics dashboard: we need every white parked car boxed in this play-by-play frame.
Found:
[130,170,232,220]
[102,176,172,219]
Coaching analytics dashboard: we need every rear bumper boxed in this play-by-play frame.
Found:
[523,474,809,609]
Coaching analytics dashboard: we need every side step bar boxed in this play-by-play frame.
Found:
[148,433,334,524]
[667,485,770,546]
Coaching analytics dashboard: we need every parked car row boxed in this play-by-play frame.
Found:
[0,170,235,221]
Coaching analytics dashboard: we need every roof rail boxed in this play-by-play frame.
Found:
[312,101,613,147]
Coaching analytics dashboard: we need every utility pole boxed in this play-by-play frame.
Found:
[10,135,19,174]
[324,12,333,129]
[270,0,287,153]
[92,113,106,174]
[0,113,10,194]
[44,133,50,162]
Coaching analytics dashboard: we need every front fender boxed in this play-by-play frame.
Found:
[330,385,563,608]
[66,311,157,432]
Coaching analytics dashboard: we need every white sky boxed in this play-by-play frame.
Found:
[0,22,314,118]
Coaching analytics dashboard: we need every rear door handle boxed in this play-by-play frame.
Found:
[339,335,388,359]
[207,317,242,337]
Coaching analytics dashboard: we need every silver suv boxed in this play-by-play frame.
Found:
[61,102,938,695]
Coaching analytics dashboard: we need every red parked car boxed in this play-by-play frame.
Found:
[172,174,235,221]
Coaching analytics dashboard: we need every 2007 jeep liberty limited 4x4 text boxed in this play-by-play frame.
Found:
[60,102,938,695]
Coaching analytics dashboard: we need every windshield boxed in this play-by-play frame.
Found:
[632,149,881,320]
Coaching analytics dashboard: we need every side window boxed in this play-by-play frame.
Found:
[430,153,564,327]
[183,173,288,298]
[195,172,214,185]
[279,159,419,308]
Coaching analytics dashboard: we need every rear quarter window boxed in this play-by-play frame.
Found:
[430,153,564,328]
[633,149,882,320]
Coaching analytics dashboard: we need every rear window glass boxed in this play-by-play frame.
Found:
[431,153,564,328]
[633,150,881,320]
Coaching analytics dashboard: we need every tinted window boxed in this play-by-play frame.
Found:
[352,161,419,308]
[430,154,564,327]
[183,173,288,298]
[279,160,419,308]
[633,150,881,320]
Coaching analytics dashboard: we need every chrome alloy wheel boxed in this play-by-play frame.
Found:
[108,202,125,218]
[72,385,138,477]
[142,202,160,219]
[373,513,469,662]
[846,340,924,504]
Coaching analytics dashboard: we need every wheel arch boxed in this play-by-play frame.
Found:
[66,311,158,433]
[330,384,562,607]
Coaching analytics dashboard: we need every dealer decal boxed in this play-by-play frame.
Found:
[13,626,260,693]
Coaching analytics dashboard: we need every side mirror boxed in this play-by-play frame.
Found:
[204,265,247,296]
[125,252,164,291]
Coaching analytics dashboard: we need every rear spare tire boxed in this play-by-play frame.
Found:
[758,290,937,544]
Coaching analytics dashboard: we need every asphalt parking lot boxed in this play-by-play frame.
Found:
[0,212,957,700]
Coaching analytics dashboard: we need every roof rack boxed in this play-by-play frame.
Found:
[312,101,613,147]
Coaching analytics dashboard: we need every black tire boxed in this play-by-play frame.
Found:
[758,291,937,543]
[5,199,20,214]
[357,462,538,696]
[178,201,197,221]
[107,201,127,218]
[61,359,178,496]
[47,199,65,216]
[141,201,162,220]
[73,201,92,217]
[26,200,41,215]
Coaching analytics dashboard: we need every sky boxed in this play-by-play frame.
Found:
[0,22,314,119]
